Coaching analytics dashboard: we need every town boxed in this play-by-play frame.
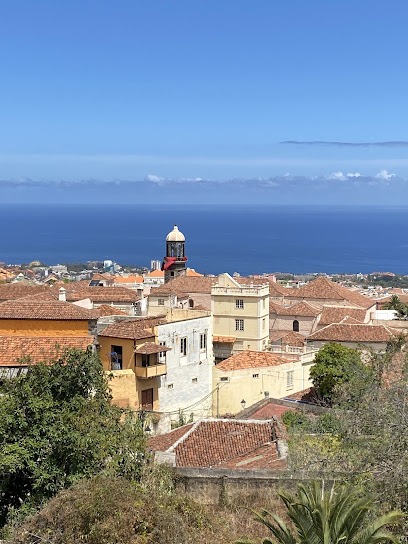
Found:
[1,225,407,542]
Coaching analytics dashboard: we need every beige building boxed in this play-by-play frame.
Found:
[211,273,269,361]
[212,350,315,416]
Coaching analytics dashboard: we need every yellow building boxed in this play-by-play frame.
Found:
[98,316,168,410]
[212,350,315,416]
[211,273,269,361]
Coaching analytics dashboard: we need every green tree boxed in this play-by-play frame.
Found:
[0,349,145,527]
[383,295,408,319]
[250,481,403,544]
[309,343,368,405]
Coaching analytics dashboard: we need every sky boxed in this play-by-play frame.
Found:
[1,1,408,203]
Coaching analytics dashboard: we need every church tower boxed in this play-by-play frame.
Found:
[162,225,188,283]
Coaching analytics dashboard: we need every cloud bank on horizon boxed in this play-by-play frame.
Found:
[1,168,406,206]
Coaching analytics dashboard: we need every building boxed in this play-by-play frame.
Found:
[212,350,315,416]
[98,309,214,421]
[211,273,270,361]
[162,225,188,283]
[0,297,97,378]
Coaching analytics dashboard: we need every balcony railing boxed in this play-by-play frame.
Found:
[269,345,317,355]
[135,363,167,379]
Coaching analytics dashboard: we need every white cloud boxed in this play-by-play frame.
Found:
[328,171,347,181]
[375,169,395,180]
[346,172,361,178]
[145,174,165,183]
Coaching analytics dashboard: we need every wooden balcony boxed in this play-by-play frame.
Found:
[135,363,167,379]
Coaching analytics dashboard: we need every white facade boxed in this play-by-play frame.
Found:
[156,311,213,421]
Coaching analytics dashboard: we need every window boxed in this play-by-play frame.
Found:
[141,354,150,367]
[219,376,229,382]
[286,370,294,389]
[180,337,187,356]
[192,377,198,384]
[200,333,207,351]
[167,383,174,390]
[235,299,244,309]
[262,318,266,331]
[110,345,123,370]
[252,373,259,378]
[158,298,165,306]
[141,388,153,409]
[263,298,266,309]
[293,320,299,332]
[235,319,244,331]
[159,341,166,361]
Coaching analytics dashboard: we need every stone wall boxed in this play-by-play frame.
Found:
[175,467,342,505]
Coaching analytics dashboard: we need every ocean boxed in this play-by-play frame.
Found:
[0,204,407,275]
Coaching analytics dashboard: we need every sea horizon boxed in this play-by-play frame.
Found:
[1,203,407,276]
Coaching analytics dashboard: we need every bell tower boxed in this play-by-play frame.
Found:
[162,225,188,283]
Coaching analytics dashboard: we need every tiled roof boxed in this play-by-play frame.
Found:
[269,330,306,347]
[99,316,166,340]
[0,284,50,302]
[307,323,396,343]
[145,270,165,278]
[0,335,94,366]
[148,424,194,453]
[287,277,374,308]
[95,304,128,317]
[113,275,144,284]
[216,350,291,371]
[134,342,171,354]
[0,299,98,320]
[268,281,291,297]
[270,301,320,317]
[152,276,216,296]
[318,305,368,325]
[269,301,287,314]
[149,419,279,469]
[63,286,140,303]
[186,268,203,277]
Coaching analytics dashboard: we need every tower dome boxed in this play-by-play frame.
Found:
[166,225,185,242]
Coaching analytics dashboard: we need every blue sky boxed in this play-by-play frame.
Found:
[1,0,408,198]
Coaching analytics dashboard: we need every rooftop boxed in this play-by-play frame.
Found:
[216,350,292,371]
[318,305,368,325]
[99,316,166,339]
[287,277,374,308]
[307,323,398,343]
[0,299,98,320]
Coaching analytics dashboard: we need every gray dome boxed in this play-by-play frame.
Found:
[166,225,185,242]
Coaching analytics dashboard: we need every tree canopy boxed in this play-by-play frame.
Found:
[309,342,368,404]
[0,349,145,527]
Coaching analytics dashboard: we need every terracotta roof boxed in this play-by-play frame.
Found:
[269,330,306,347]
[0,284,50,302]
[270,301,320,317]
[268,281,291,297]
[0,335,94,366]
[95,304,129,317]
[134,342,171,354]
[307,323,397,343]
[16,285,140,304]
[145,270,165,278]
[186,268,203,277]
[0,299,98,320]
[149,419,280,469]
[269,301,287,314]
[99,316,166,340]
[213,335,236,343]
[287,277,374,308]
[318,305,368,325]
[113,275,144,284]
[216,350,292,371]
[148,424,194,453]
[152,276,216,296]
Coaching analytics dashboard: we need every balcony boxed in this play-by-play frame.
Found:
[135,363,167,379]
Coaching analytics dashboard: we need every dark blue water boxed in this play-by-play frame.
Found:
[0,204,407,275]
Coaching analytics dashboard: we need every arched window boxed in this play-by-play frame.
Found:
[293,319,299,332]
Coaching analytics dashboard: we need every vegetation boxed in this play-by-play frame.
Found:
[383,295,408,319]
[0,349,145,528]
[248,481,403,544]
[309,343,369,405]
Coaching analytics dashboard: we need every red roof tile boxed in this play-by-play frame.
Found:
[307,323,397,343]
[216,350,292,371]
[99,316,166,340]
[0,299,98,320]
[287,277,374,308]
[0,335,94,366]
[318,305,368,325]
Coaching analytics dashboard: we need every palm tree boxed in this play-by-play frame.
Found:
[383,295,408,320]
[250,481,403,544]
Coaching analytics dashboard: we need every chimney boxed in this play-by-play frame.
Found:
[59,287,66,302]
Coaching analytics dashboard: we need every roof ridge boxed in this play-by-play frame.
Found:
[167,419,203,453]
